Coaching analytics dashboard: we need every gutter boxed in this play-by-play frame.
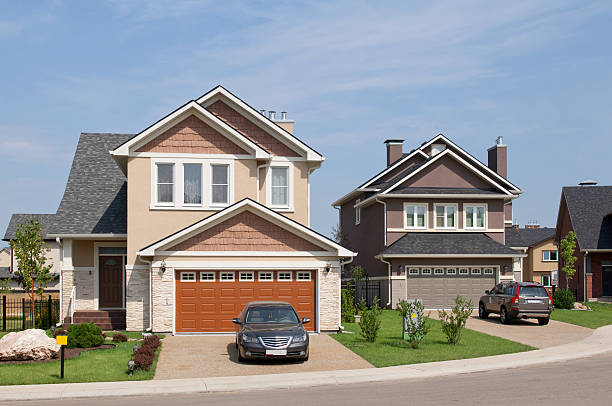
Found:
[378,257,392,307]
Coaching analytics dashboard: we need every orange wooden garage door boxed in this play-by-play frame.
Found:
[175,270,316,333]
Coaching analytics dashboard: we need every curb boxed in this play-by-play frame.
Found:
[1,325,612,401]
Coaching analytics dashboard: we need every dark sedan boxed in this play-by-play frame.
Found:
[232,301,310,362]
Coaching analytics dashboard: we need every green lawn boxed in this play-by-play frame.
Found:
[0,337,161,385]
[333,310,533,368]
[551,302,612,329]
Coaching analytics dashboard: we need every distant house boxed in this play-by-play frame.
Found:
[0,247,10,268]
[505,225,557,287]
[555,184,612,301]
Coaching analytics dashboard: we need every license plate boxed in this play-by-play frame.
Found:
[266,349,287,356]
[527,300,542,304]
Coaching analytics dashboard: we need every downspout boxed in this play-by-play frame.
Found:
[140,258,153,332]
[375,198,391,306]
[584,251,589,302]
[55,237,63,327]
[379,257,392,307]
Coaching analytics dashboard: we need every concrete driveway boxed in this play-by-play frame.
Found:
[154,334,373,380]
[431,311,592,348]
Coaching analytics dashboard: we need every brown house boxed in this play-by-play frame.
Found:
[505,225,557,286]
[333,135,525,309]
[555,184,612,301]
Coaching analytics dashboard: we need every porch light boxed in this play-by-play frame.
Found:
[325,263,331,272]
[160,260,166,273]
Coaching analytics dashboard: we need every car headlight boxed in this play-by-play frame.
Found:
[242,334,259,344]
[293,333,308,343]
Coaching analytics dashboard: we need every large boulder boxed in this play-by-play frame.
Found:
[0,329,60,361]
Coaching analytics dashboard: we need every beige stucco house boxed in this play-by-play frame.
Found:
[0,247,9,268]
[505,225,557,287]
[4,86,355,333]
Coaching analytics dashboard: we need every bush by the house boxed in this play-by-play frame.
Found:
[132,335,162,371]
[142,335,161,348]
[67,323,105,348]
[341,286,355,323]
[396,299,430,349]
[112,333,128,342]
[438,296,473,345]
[359,298,382,342]
[553,289,576,309]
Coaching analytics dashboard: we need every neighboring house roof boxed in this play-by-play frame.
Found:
[3,133,132,240]
[377,232,524,258]
[505,226,555,248]
[0,267,59,280]
[557,186,612,250]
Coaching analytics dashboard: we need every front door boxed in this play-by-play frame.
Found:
[99,256,124,308]
[603,266,612,297]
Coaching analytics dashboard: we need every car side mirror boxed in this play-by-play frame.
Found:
[485,290,490,294]
[302,318,311,324]
[232,318,242,325]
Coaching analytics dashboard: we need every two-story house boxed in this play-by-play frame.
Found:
[4,86,354,333]
[505,224,557,287]
[333,135,525,308]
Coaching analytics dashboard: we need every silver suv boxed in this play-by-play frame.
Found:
[479,281,553,325]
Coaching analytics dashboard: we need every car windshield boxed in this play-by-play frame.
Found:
[245,306,299,324]
[520,286,548,297]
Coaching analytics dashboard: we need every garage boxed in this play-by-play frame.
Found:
[405,266,496,309]
[175,269,317,333]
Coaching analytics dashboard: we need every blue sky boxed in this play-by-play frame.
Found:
[1,1,612,247]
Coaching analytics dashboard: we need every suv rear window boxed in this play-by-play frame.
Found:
[520,286,548,297]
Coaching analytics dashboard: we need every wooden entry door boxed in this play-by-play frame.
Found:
[603,266,612,297]
[99,256,124,308]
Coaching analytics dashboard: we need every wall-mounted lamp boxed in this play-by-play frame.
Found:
[160,260,166,273]
[325,263,332,272]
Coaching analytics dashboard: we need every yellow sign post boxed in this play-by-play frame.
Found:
[56,336,67,378]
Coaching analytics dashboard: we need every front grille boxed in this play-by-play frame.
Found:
[260,336,291,348]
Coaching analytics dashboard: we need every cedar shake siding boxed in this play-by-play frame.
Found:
[169,210,323,252]
[136,115,248,154]
[398,154,493,190]
[206,100,300,157]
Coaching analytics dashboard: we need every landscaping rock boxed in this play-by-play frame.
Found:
[573,302,590,310]
[0,329,60,361]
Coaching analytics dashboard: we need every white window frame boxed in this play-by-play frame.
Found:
[220,272,235,282]
[278,271,292,281]
[297,271,312,281]
[421,268,432,276]
[471,268,482,275]
[542,274,552,286]
[154,162,175,206]
[542,250,558,262]
[408,267,420,276]
[239,271,254,282]
[258,271,274,281]
[458,268,469,275]
[434,268,445,275]
[403,203,428,230]
[446,268,457,275]
[266,164,292,210]
[182,162,204,207]
[355,199,361,225]
[180,272,196,282]
[463,203,487,230]
[199,271,215,282]
[210,163,230,207]
[434,204,458,229]
[483,267,494,275]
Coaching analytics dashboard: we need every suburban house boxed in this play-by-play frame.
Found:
[0,247,9,268]
[332,135,526,309]
[0,237,60,292]
[555,183,612,301]
[3,86,354,333]
[505,224,557,287]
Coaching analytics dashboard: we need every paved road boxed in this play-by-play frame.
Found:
[15,352,612,406]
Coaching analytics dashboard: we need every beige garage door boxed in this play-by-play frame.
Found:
[406,267,496,308]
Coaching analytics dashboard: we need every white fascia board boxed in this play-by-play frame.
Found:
[137,199,356,258]
[358,149,428,190]
[382,194,512,200]
[419,134,522,193]
[156,251,337,257]
[331,188,380,207]
[376,253,527,259]
[197,87,324,162]
[382,149,514,197]
[47,234,127,239]
[111,101,269,160]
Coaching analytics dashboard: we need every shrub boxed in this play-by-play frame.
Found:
[53,328,67,337]
[553,289,576,309]
[67,323,105,348]
[142,335,161,349]
[438,296,473,345]
[356,297,367,315]
[341,286,355,323]
[397,299,430,349]
[359,298,382,342]
[133,351,153,371]
[112,333,128,342]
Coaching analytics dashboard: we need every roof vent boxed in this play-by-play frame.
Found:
[260,109,266,116]
[496,136,504,146]
[268,111,276,120]
[579,180,598,186]
[280,111,287,121]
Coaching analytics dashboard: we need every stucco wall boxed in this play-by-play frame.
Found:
[400,155,493,190]
[525,238,557,284]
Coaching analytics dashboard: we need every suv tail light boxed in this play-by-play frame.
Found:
[510,285,520,304]
[546,288,553,306]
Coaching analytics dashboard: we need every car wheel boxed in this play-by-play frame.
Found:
[479,303,488,319]
[500,307,510,324]
[238,349,245,362]
[538,317,550,326]
[235,338,238,349]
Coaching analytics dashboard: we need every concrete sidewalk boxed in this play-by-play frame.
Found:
[2,325,612,402]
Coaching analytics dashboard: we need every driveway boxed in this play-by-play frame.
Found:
[154,334,373,380]
[431,311,592,348]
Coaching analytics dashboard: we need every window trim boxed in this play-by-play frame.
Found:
[296,271,312,281]
[421,268,432,276]
[463,203,487,230]
[200,271,215,282]
[210,163,230,207]
[434,267,445,275]
[180,271,196,282]
[182,163,204,207]
[155,162,175,206]
[446,267,457,275]
[355,199,361,225]
[239,271,254,282]
[542,273,552,287]
[542,250,558,262]
[267,165,291,209]
[278,271,292,281]
[458,268,469,275]
[483,267,494,275]
[220,271,235,282]
[408,267,420,276]
[403,202,428,230]
[434,203,458,229]
[258,271,274,282]
[471,267,482,275]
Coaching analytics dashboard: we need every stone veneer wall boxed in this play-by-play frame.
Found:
[61,269,95,319]
[126,268,150,331]
[318,267,340,331]
[152,266,173,332]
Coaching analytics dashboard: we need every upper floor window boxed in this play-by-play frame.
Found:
[271,167,289,207]
[355,199,361,225]
[156,163,174,204]
[464,204,486,229]
[435,204,457,229]
[211,164,229,205]
[183,163,202,205]
[404,203,427,229]
[542,250,558,262]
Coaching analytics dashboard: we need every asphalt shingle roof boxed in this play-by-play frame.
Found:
[563,186,612,250]
[504,227,555,248]
[380,232,521,256]
[4,214,56,241]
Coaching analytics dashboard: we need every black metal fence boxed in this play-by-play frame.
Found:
[1,295,60,331]
[342,280,381,307]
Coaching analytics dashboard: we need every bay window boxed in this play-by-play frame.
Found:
[464,204,486,229]
[271,167,289,207]
[435,204,457,229]
[183,163,202,205]
[211,164,229,205]
[156,163,174,204]
[404,203,427,229]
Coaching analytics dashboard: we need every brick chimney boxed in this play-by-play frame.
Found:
[525,220,540,229]
[384,139,404,167]
[487,136,507,178]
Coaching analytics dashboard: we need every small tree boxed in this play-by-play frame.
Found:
[438,296,473,345]
[350,266,367,283]
[331,223,348,246]
[9,219,53,328]
[341,281,356,323]
[359,297,382,342]
[397,299,430,348]
[560,231,578,289]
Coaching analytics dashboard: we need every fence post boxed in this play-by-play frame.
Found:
[2,296,5,331]
[22,298,26,330]
[48,295,52,329]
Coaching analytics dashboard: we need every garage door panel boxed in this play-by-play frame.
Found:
[199,287,216,297]
[407,276,494,309]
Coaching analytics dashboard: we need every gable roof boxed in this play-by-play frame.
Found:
[505,227,555,248]
[556,186,612,250]
[138,198,355,257]
[3,214,56,240]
